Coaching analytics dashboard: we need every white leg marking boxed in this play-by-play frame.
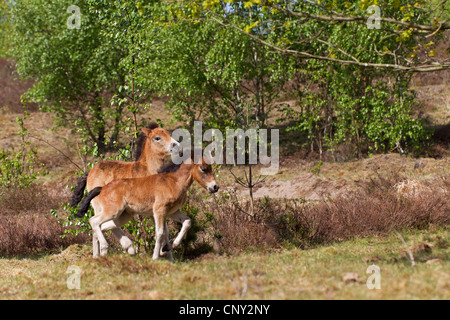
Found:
[171,211,191,249]
[89,215,111,257]
[152,217,165,260]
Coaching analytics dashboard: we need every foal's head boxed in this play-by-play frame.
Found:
[192,157,219,194]
[137,123,179,160]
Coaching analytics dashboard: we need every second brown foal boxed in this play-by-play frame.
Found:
[71,123,179,258]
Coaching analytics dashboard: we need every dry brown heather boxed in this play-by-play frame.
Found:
[0,185,88,256]
[205,173,449,255]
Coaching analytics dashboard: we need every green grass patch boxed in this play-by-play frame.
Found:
[0,228,448,299]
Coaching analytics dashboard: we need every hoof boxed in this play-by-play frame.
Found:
[165,252,174,262]
[160,243,172,256]
[100,246,109,257]
[172,240,181,249]
[127,246,136,255]
[159,250,170,257]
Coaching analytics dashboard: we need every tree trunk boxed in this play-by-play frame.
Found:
[248,164,255,217]
[92,100,106,154]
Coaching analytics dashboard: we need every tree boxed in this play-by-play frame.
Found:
[8,0,444,158]
[196,0,442,156]
[0,0,13,58]
[10,0,150,153]
[139,1,294,131]
[206,0,449,72]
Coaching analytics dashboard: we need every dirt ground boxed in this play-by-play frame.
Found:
[236,153,449,200]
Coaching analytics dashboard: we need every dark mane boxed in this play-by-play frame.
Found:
[157,161,181,174]
[157,149,204,174]
[133,122,159,161]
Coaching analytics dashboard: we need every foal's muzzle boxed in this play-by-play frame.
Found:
[207,182,219,194]
[168,138,180,154]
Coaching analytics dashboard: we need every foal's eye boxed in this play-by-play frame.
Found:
[154,136,161,141]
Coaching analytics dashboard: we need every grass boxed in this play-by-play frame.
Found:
[0,228,448,300]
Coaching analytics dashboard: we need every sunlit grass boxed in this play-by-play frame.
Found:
[0,228,448,299]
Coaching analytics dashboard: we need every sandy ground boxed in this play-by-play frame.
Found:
[233,153,449,200]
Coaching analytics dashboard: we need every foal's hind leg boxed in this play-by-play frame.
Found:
[92,231,100,259]
[90,198,102,258]
[89,211,116,257]
[112,228,135,255]
[101,211,135,255]
[90,215,109,257]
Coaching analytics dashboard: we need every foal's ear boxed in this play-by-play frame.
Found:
[142,127,152,136]
[142,122,160,136]
[203,149,215,165]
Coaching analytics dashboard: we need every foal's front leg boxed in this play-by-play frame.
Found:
[171,210,191,249]
[160,221,174,262]
[149,216,173,261]
[152,212,167,260]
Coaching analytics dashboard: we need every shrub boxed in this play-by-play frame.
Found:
[194,174,449,255]
[0,185,88,256]
[0,110,47,194]
[208,192,280,254]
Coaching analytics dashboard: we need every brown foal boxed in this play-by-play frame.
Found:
[77,154,219,260]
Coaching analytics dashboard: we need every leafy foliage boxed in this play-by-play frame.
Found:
[0,111,47,193]
[10,0,149,153]
[8,0,444,157]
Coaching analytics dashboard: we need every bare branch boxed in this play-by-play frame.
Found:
[27,134,84,172]
[209,15,450,72]
[266,2,450,33]
[316,38,360,63]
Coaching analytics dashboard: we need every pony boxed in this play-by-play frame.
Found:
[76,153,219,260]
[70,122,179,257]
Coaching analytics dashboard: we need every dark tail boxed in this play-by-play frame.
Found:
[70,171,89,207]
[76,187,102,218]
